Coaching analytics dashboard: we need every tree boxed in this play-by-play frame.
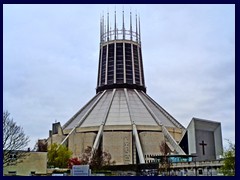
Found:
[159,141,171,176]
[3,111,30,167]
[33,139,48,152]
[68,157,81,169]
[47,143,72,168]
[79,146,115,170]
[79,146,92,165]
[91,147,113,170]
[221,140,235,176]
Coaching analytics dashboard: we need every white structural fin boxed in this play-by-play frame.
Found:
[91,89,116,157]
[124,88,145,163]
[59,90,107,146]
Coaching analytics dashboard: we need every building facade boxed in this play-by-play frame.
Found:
[187,117,223,161]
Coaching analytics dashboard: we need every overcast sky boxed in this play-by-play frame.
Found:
[3,4,235,149]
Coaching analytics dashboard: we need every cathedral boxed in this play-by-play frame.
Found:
[47,11,223,166]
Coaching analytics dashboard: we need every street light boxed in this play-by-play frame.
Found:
[190,153,197,176]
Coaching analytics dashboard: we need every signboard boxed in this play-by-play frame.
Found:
[52,174,64,176]
[72,165,90,176]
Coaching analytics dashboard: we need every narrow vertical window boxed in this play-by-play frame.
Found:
[133,45,140,85]
[107,43,114,84]
[116,43,124,84]
[101,46,107,85]
[125,43,133,84]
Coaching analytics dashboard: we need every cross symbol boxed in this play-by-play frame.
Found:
[199,140,207,155]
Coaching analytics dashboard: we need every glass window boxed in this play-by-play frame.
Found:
[125,43,133,84]
[116,43,124,84]
[107,44,114,84]
[139,47,145,85]
[133,45,140,85]
[101,46,107,85]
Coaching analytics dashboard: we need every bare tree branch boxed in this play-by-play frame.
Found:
[3,111,30,167]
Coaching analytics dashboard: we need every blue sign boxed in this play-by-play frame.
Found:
[72,165,90,176]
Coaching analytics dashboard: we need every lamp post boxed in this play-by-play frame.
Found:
[191,153,197,176]
[195,157,197,176]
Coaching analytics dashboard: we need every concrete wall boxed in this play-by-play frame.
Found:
[187,118,223,161]
[103,131,132,165]
[214,125,223,159]
[48,123,66,146]
[139,131,165,159]
[68,132,96,157]
[166,127,184,143]
[49,134,66,146]
[47,122,187,165]
[3,152,47,176]
[196,130,216,161]
[187,120,196,154]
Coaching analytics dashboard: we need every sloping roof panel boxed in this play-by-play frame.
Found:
[63,89,185,130]
[105,89,131,125]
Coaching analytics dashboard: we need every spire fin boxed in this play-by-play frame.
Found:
[122,10,125,40]
[130,11,133,41]
[138,14,141,44]
[100,13,104,43]
[107,11,109,41]
[115,10,117,40]
[135,13,138,43]
[103,12,105,41]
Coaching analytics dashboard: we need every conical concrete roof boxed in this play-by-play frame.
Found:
[63,88,185,130]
